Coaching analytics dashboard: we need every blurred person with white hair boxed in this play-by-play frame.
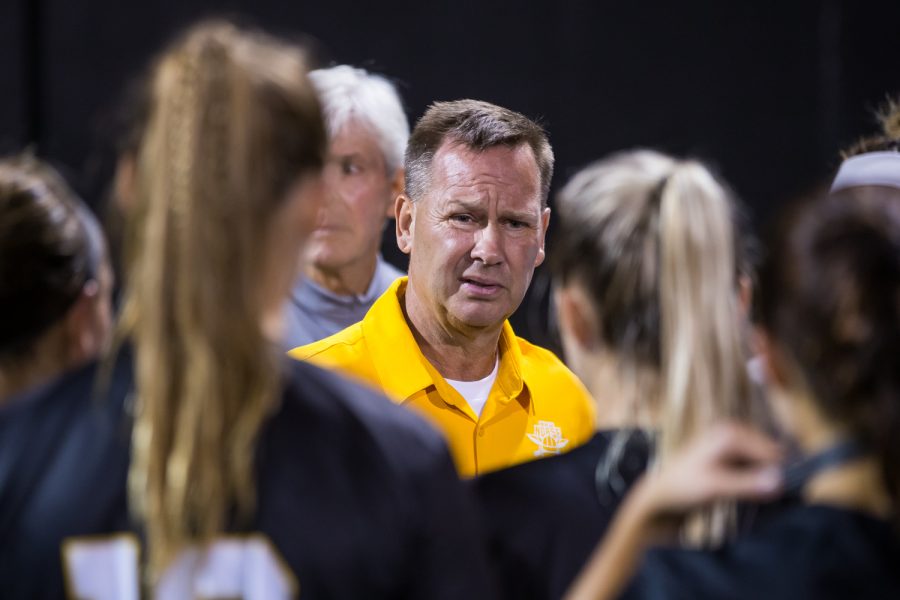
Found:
[283,65,408,347]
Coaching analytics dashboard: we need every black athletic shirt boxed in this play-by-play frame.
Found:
[0,350,492,599]
[473,430,651,600]
[621,504,900,599]
[0,351,134,599]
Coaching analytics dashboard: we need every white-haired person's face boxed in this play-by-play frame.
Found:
[304,121,402,287]
[262,172,325,338]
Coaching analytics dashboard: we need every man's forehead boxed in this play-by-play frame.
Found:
[330,120,382,152]
[430,141,540,188]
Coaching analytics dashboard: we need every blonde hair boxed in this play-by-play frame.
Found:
[841,96,900,158]
[116,20,325,574]
[553,149,757,545]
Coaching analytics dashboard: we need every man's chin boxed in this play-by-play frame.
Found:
[308,228,347,247]
[304,253,347,274]
[305,242,343,264]
[449,305,510,331]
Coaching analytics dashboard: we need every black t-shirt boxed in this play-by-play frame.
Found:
[0,352,492,599]
[473,430,650,600]
[622,504,900,600]
[0,352,134,599]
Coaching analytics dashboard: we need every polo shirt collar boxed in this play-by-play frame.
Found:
[495,320,525,403]
[361,277,526,407]
[362,277,435,400]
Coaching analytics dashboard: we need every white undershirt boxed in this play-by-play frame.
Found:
[445,358,500,418]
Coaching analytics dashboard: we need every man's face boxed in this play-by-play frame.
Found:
[398,142,550,332]
[305,121,400,274]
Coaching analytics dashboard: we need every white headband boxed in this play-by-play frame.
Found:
[831,151,900,192]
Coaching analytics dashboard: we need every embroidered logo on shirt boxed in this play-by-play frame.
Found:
[526,420,569,457]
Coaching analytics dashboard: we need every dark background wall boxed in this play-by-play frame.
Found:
[4,0,900,346]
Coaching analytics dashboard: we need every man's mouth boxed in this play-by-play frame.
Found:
[460,277,502,296]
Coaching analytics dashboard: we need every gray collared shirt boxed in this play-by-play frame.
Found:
[282,255,404,349]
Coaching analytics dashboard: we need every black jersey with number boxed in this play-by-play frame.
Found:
[472,430,651,600]
[0,351,135,599]
[621,504,900,600]
[0,350,492,599]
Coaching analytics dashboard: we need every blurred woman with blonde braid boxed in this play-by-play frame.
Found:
[475,149,766,600]
[566,186,900,600]
[4,20,489,600]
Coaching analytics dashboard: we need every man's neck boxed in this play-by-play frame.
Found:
[582,353,659,430]
[305,254,378,297]
[402,285,501,381]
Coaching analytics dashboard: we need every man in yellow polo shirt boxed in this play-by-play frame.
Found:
[290,99,595,476]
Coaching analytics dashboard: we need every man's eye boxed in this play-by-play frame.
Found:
[341,160,361,175]
[451,214,474,223]
[503,218,532,230]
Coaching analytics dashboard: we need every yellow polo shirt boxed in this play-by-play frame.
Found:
[289,277,595,476]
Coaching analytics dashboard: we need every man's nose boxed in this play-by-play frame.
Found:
[320,168,344,207]
[471,223,503,266]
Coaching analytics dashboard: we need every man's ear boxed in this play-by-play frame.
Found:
[395,194,415,255]
[534,206,551,267]
[754,327,789,388]
[62,281,101,366]
[386,168,404,219]
[738,274,753,320]
[554,283,597,351]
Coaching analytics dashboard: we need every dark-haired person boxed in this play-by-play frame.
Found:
[2,21,490,599]
[0,155,124,598]
[474,150,766,599]
[0,155,113,400]
[566,186,900,600]
[292,99,595,477]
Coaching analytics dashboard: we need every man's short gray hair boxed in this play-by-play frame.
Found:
[308,65,409,174]
[404,99,554,206]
